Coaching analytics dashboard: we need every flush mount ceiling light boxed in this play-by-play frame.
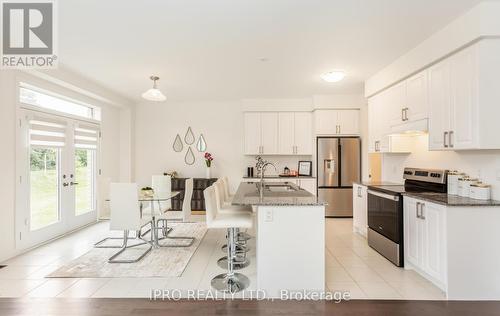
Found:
[142,75,166,101]
[321,70,346,83]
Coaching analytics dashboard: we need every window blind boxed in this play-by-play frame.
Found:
[74,123,99,149]
[29,117,67,147]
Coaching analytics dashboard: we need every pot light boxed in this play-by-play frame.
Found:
[321,71,346,83]
[142,75,166,101]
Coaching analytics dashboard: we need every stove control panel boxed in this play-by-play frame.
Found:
[403,167,447,184]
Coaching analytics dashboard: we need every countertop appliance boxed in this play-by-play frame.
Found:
[366,167,447,267]
[317,137,361,217]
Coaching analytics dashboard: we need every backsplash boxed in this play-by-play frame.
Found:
[382,135,500,199]
[243,155,314,177]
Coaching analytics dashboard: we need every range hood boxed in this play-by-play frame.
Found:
[390,118,428,135]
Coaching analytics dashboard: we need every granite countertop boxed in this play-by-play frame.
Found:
[403,192,500,207]
[353,180,403,186]
[242,175,316,179]
[232,181,326,206]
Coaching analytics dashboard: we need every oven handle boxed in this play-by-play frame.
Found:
[367,190,400,201]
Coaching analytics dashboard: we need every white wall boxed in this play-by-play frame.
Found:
[381,135,500,199]
[134,94,367,192]
[0,69,133,262]
[135,100,248,192]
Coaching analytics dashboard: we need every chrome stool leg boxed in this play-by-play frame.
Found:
[211,228,250,293]
[95,230,143,248]
[218,227,250,270]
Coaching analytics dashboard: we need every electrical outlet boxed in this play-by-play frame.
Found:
[264,209,273,222]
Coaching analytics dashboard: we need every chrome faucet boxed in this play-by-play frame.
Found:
[260,161,278,184]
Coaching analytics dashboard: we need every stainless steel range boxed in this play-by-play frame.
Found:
[366,167,448,267]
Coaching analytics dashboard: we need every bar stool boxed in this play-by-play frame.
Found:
[214,181,251,269]
[204,185,252,293]
[221,177,252,241]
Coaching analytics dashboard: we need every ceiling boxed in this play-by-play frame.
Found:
[58,0,484,102]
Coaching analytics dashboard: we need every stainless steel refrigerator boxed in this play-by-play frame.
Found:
[317,137,361,217]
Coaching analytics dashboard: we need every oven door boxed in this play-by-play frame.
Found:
[367,190,402,243]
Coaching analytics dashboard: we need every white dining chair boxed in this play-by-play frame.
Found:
[107,183,152,263]
[144,176,195,247]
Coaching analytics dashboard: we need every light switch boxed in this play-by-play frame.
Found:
[264,209,273,222]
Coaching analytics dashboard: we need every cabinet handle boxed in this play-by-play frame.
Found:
[420,203,426,220]
[401,108,405,121]
[416,202,421,218]
[358,187,362,197]
[449,131,454,148]
[443,132,448,148]
[404,108,409,121]
[338,125,341,134]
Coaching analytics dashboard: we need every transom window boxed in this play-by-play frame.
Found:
[19,83,101,121]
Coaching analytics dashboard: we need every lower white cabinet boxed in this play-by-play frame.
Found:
[352,183,367,237]
[403,197,446,289]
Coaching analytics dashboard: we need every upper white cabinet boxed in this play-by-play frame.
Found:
[293,112,313,155]
[428,40,500,150]
[386,70,429,129]
[314,109,360,135]
[278,112,312,155]
[245,111,312,155]
[368,94,413,154]
[244,112,279,155]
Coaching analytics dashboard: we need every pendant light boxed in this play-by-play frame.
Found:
[142,75,166,101]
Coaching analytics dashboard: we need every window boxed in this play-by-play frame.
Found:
[19,83,101,121]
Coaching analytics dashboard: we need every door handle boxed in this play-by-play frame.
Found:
[416,202,421,218]
[70,182,79,186]
[443,132,448,148]
[63,182,69,187]
[449,131,454,148]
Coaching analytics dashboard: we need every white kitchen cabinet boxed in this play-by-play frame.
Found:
[278,112,312,155]
[294,112,313,154]
[428,60,451,150]
[278,112,295,155]
[428,40,500,150]
[297,178,316,196]
[244,112,279,155]
[261,112,279,154]
[314,109,360,135]
[387,82,407,127]
[244,112,262,155]
[405,70,429,123]
[422,202,446,282]
[352,183,367,237]
[368,96,413,154]
[404,197,446,289]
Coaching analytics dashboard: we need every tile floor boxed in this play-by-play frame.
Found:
[0,218,445,300]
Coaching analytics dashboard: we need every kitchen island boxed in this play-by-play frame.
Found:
[232,181,326,297]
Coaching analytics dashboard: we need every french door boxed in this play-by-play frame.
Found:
[16,110,99,249]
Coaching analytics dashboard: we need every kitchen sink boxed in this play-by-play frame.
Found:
[264,183,298,192]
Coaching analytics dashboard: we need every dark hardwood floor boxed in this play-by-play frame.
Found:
[0,299,499,316]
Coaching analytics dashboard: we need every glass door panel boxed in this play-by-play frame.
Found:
[74,149,96,215]
[29,147,60,230]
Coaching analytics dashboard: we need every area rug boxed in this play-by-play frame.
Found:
[47,222,207,278]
